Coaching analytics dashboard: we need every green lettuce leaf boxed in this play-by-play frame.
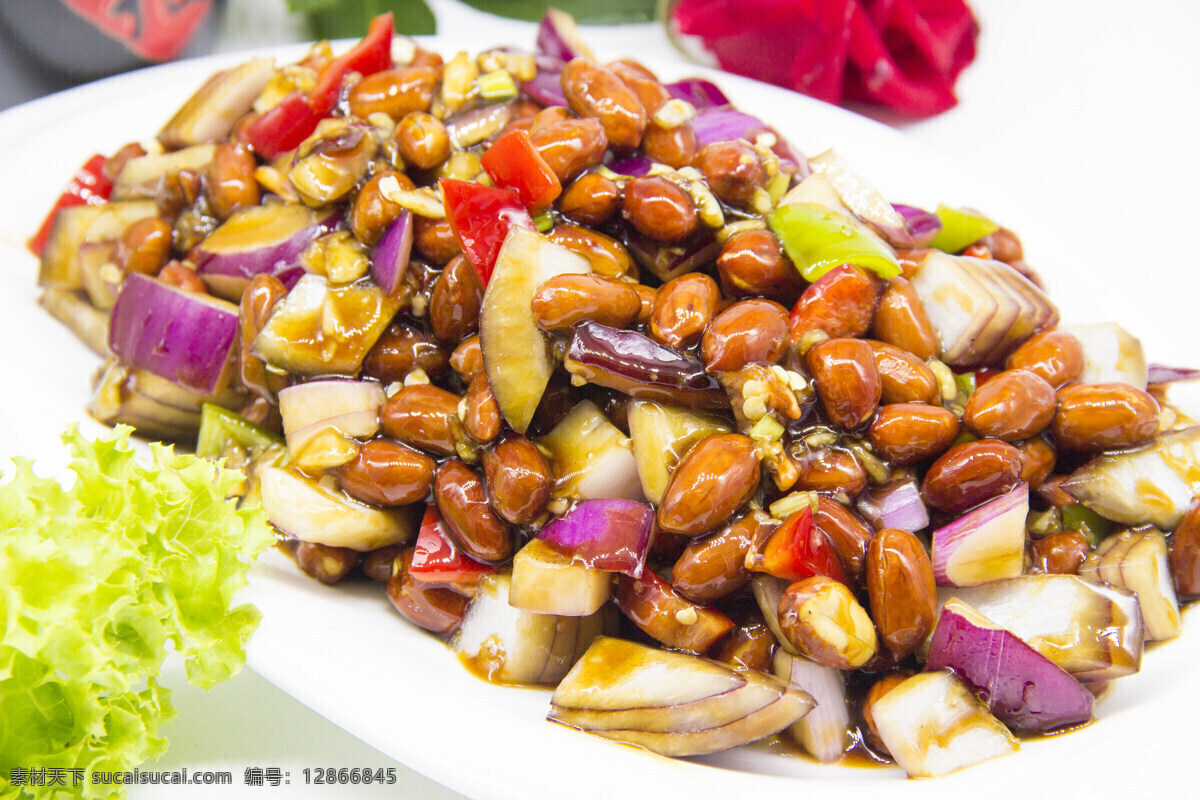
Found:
[0,426,274,799]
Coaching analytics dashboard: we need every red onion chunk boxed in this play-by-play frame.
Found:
[1147,363,1200,385]
[608,153,653,177]
[926,599,1094,733]
[932,483,1027,587]
[193,204,337,300]
[691,107,805,174]
[538,499,654,578]
[108,273,238,396]
[535,9,593,63]
[521,69,568,108]
[894,203,943,248]
[773,650,850,763]
[857,479,928,532]
[665,78,732,110]
[565,321,727,409]
[371,211,412,296]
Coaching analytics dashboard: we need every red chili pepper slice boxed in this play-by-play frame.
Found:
[27,154,112,256]
[480,129,562,213]
[243,92,325,159]
[307,11,394,115]
[757,506,850,585]
[410,506,495,595]
[440,178,534,286]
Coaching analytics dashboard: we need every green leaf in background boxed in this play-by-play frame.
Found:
[450,0,658,24]
[289,0,437,38]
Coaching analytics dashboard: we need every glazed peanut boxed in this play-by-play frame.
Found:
[872,277,938,360]
[296,541,359,585]
[792,448,867,498]
[642,121,698,169]
[449,335,483,380]
[789,265,880,343]
[430,254,483,344]
[1169,504,1200,598]
[696,140,767,208]
[461,371,502,444]
[387,547,468,635]
[658,433,761,536]
[559,172,621,226]
[702,299,789,375]
[412,215,460,264]
[717,229,804,303]
[363,322,450,382]
[622,176,697,243]
[529,118,609,183]
[712,613,776,673]
[866,528,937,657]
[547,223,635,278]
[337,438,436,506]
[777,576,878,670]
[1053,383,1160,450]
[362,544,403,582]
[351,171,409,246]
[394,111,449,170]
[1029,531,1090,575]
[531,274,643,331]
[433,459,513,564]
[964,369,1057,441]
[116,217,173,276]
[348,67,437,119]
[672,513,776,603]
[1016,435,1057,488]
[561,58,648,152]
[921,439,1022,512]
[1005,329,1084,388]
[380,384,461,455]
[868,340,939,405]
[481,435,553,525]
[206,142,259,220]
[650,273,720,350]
[806,338,882,430]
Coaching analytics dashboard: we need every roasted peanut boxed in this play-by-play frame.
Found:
[980,226,1024,263]
[616,569,735,654]
[1005,329,1085,388]
[777,576,878,669]
[239,273,289,398]
[481,435,553,525]
[696,140,767,208]
[547,223,635,278]
[528,117,609,184]
[528,106,573,133]
[450,335,484,380]
[461,371,502,444]
[531,273,643,331]
[296,541,359,585]
[337,438,436,506]
[642,121,698,168]
[713,611,776,673]
[559,172,621,226]
[672,513,776,603]
[1029,530,1091,575]
[412,215,459,265]
[158,261,206,292]
[702,299,789,374]
[101,141,146,182]
[408,46,443,70]
[816,497,875,587]
[351,171,410,246]
[1169,504,1200,598]
[608,59,669,113]
[873,277,938,361]
[789,265,881,344]
[433,459,514,564]
[658,433,761,536]
[621,175,698,243]
[868,340,939,404]
[380,384,461,455]
[866,528,937,657]
[650,273,720,350]
[792,448,868,498]
[964,369,1057,441]
[206,142,259,220]
[362,544,403,582]
[387,546,468,635]
[921,439,1022,512]
[348,67,438,119]
[1053,383,1160,450]
[1016,435,1057,488]
[716,229,804,303]
[430,254,483,343]
[806,338,882,430]
[116,217,173,276]
[634,283,656,324]
[561,58,648,152]
[363,321,450,382]
[394,111,450,170]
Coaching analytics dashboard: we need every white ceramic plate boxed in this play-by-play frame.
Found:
[0,30,1197,800]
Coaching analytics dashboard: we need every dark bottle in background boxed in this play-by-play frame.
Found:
[0,0,224,110]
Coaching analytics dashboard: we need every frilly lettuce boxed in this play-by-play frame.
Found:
[0,425,274,799]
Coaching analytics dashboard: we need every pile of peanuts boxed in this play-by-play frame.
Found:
[77,32,1200,765]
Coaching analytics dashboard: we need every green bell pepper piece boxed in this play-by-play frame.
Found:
[766,201,901,282]
[196,404,285,460]
[929,204,1000,254]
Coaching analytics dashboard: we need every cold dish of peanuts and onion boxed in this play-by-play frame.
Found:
[30,10,1200,780]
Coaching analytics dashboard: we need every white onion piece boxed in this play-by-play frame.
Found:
[750,574,799,656]
[870,670,1017,778]
[934,574,1143,681]
[1080,527,1180,641]
[549,637,814,757]
[158,57,275,149]
[627,400,730,504]
[1059,322,1148,390]
[931,483,1027,587]
[1061,426,1200,530]
[808,149,912,247]
[278,379,384,457]
[857,479,928,532]
[538,400,644,502]
[258,466,418,551]
[480,226,590,433]
[778,173,852,217]
[926,599,1094,733]
[509,539,612,616]
[111,145,217,200]
[453,573,610,684]
[772,650,850,763]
